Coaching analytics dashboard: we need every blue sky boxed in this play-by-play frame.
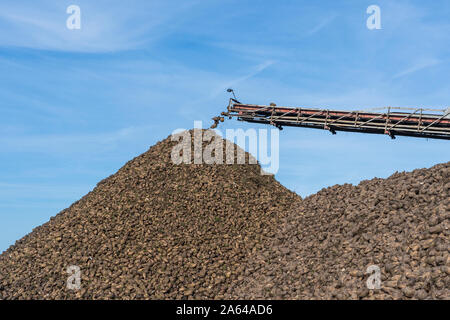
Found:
[1,0,449,252]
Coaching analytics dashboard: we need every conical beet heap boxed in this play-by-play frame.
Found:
[0,130,299,299]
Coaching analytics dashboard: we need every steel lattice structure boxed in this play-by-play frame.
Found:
[220,99,450,140]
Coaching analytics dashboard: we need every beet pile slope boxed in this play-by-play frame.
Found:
[0,130,299,299]
[230,162,449,300]
[1,128,448,300]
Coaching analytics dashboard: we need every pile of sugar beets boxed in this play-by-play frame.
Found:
[0,130,448,299]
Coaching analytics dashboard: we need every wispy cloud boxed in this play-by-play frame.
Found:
[305,14,337,36]
[173,60,276,121]
[393,58,442,79]
[0,0,202,52]
[176,60,276,119]
[208,41,291,60]
[219,60,276,92]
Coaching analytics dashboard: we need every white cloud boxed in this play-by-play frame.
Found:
[218,60,276,93]
[208,41,291,60]
[0,0,201,52]
[393,58,441,79]
[305,14,337,36]
[176,60,276,119]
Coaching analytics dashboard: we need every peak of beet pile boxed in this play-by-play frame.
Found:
[0,130,299,299]
[0,129,448,300]
[230,162,449,300]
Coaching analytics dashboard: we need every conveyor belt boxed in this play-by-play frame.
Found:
[221,99,450,140]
